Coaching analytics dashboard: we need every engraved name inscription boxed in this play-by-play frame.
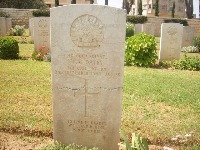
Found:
[53,52,121,78]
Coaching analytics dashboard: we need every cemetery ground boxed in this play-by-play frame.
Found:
[0,43,200,150]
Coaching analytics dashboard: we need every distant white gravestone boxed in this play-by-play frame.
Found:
[51,5,126,150]
[0,17,6,36]
[6,18,12,34]
[182,26,195,48]
[33,17,50,51]
[159,23,183,61]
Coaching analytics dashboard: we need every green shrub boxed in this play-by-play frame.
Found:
[120,130,149,150]
[127,15,147,24]
[173,55,200,71]
[126,22,134,38]
[9,25,25,36]
[160,55,200,71]
[32,9,50,17]
[193,36,200,52]
[0,0,48,9]
[0,11,10,18]
[0,37,19,59]
[164,19,188,26]
[125,32,157,67]
[181,46,199,53]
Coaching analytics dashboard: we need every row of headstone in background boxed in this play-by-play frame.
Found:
[134,23,195,62]
[0,17,12,36]
[135,23,195,48]
[159,23,196,61]
[134,23,155,35]
[29,17,50,52]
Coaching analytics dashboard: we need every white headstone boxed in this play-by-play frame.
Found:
[134,23,142,34]
[159,23,183,61]
[142,23,155,35]
[29,18,34,37]
[5,18,12,34]
[33,17,50,51]
[182,26,195,48]
[51,5,126,150]
[0,17,7,36]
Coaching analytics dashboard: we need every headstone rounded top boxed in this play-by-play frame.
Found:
[70,14,104,48]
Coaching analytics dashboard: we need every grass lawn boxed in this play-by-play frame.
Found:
[0,43,200,149]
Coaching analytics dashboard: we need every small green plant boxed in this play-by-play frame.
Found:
[0,37,19,59]
[182,46,199,53]
[42,142,99,150]
[164,19,188,26]
[160,54,200,71]
[71,0,76,4]
[126,22,134,38]
[193,36,200,52]
[90,0,94,4]
[173,54,200,71]
[32,45,50,61]
[32,9,50,17]
[127,15,147,24]
[120,130,149,150]
[9,25,25,36]
[0,11,10,18]
[125,32,157,67]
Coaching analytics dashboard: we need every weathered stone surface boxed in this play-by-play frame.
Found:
[134,23,142,34]
[0,17,7,36]
[159,23,183,61]
[134,23,155,35]
[51,5,126,150]
[33,17,50,51]
[182,26,195,48]
[29,18,34,40]
[6,18,12,34]
[142,23,155,35]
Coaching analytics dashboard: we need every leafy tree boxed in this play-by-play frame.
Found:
[138,0,142,15]
[155,0,159,16]
[90,0,94,4]
[171,1,175,18]
[123,0,133,14]
[0,0,48,9]
[71,0,76,4]
[55,0,59,7]
[105,0,108,5]
[185,0,193,19]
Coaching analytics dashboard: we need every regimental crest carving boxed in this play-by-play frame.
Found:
[70,14,104,48]
[38,19,48,29]
[167,26,178,36]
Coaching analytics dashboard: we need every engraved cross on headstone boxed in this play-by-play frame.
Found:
[73,79,99,117]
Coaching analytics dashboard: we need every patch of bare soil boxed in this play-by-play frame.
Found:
[0,132,53,150]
